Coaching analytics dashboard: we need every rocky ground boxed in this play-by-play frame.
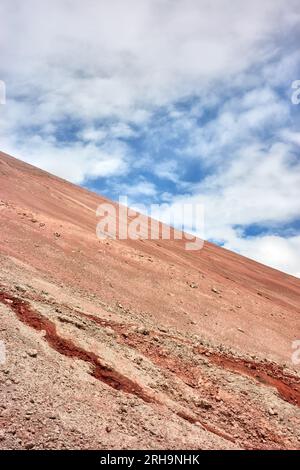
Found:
[0,151,299,449]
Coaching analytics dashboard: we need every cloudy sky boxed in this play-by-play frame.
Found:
[1,0,300,277]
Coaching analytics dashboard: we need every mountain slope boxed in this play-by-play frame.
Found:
[0,150,299,449]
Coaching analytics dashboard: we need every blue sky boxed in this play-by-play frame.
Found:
[1,0,300,276]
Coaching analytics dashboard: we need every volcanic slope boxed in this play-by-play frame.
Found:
[0,150,299,449]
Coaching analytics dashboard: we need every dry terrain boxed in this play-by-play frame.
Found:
[0,150,299,450]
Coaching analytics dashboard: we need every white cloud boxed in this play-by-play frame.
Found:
[1,135,129,184]
[224,235,300,278]
[0,0,300,276]
[154,160,180,183]
[112,180,158,198]
[180,86,291,165]
[148,141,300,277]
[79,123,136,144]
[1,0,298,130]
[281,130,300,146]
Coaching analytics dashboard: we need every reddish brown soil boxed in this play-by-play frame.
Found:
[74,307,300,407]
[0,291,154,403]
[0,150,299,450]
[197,348,300,407]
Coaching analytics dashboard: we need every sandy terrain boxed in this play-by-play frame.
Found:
[0,150,299,449]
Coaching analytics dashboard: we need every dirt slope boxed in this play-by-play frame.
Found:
[0,150,299,449]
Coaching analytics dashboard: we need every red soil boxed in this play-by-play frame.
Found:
[0,291,153,403]
[0,150,299,450]
[73,307,300,408]
[196,348,300,408]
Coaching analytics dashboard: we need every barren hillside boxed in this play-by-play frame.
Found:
[0,150,299,449]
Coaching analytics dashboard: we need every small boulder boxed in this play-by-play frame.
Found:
[27,349,38,358]
[211,287,220,294]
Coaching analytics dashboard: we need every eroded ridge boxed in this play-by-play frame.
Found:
[71,307,300,408]
[0,290,154,403]
[195,346,300,408]
[2,288,300,449]
[0,290,242,445]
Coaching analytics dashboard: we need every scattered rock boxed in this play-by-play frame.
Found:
[196,399,213,410]
[58,315,85,330]
[158,327,168,333]
[27,349,38,358]
[134,357,143,365]
[24,442,34,449]
[14,285,26,292]
[105,327,115,337]
[188,282,198,289]
[268,407,278,416]
[211,287,221,294]
[136,327,149,336]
